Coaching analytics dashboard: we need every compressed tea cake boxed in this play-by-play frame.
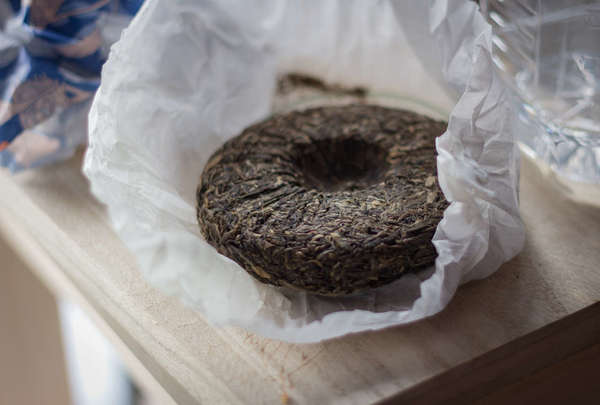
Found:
[197,105,448,296]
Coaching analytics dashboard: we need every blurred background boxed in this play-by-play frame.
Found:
[1,237,161,405]
[1,1,148,404]
[0,0,142,173]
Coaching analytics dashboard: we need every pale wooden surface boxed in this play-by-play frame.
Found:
[0,149,599,404]
[0,240,71,405]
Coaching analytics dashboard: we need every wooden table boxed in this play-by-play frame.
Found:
[1,149,599,404]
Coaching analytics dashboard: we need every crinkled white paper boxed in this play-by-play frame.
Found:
[84,0,525,343]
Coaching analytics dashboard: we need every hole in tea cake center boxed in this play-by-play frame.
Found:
[297,138,389,192]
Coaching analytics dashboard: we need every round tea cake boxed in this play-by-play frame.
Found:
[197,105,448,296]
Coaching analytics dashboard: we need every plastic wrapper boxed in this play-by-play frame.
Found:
[0,0,143,172]
[84,0,525,343]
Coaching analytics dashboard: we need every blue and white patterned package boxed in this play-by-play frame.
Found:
[0,0,143,172]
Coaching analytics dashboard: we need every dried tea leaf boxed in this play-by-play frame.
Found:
[197,105,448,296]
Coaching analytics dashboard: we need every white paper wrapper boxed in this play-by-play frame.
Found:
[84,0,525,343]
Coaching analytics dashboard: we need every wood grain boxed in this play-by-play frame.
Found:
[0,149,599,404]
[378,302,600,404]
[477,342,600,405]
